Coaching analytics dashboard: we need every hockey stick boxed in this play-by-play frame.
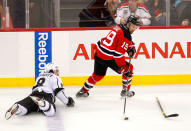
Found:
[123,58,132,120]
[156,97,179,118]
[123,97,128,120]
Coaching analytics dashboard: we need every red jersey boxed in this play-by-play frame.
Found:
[96,24,135,67]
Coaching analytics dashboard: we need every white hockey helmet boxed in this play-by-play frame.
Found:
[44,63,59,73]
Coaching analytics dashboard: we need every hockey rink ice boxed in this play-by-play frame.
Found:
[0,85,191,131]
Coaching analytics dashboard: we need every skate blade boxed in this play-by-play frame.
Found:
[5,104,18,120]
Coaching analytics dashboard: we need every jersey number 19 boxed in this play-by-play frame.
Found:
[103,31,117,46]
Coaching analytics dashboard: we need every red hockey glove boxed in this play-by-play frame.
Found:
[118,63,133,77]
[118,65,129,74]
[127,46,136,58]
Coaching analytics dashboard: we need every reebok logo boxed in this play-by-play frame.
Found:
[35,31,52,79]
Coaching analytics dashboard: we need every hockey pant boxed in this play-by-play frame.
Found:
[82,54,133,92]
[15,91,56,117]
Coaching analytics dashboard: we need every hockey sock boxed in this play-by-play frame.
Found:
[122,75,132,90]
[15,104,28,116]
[83,73,104,93]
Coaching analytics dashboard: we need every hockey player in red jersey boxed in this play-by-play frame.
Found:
[76,15,142,98]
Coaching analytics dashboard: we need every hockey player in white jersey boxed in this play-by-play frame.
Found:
[5,63,75,120]
[114,0,151,26]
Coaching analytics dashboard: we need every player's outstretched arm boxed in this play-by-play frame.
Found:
[55,88,75,107]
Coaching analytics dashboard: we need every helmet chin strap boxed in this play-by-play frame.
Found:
[128,23,130,28]
[127,23,131,31]
[127,24,133,34]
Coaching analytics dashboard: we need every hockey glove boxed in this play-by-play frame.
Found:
[118,65,133,77]
[127,46,136,58]
[118,65,129,74]
[66,97,75,107]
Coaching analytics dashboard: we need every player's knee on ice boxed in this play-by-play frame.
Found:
[43,104,56,117]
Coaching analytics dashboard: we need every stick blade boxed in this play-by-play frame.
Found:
[166,114,179,118]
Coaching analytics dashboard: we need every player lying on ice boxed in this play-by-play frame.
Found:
[76,15,142,98]
[5,63,75,120]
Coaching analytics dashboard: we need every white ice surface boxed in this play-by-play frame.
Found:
[0,85,191,131]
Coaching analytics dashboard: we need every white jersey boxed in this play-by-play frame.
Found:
[32,72,69,104]
[114,3,151,26]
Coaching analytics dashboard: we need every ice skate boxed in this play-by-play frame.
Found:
[76,88,89,98]
[120,85,135,97]
[120,89,135,97]
[30,96,45,107]
[5,103,19,120]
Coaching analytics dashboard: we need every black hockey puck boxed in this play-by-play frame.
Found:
[124,117,129,120]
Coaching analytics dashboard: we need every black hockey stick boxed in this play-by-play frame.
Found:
[123,58,132,120]
[156,97,179,118]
